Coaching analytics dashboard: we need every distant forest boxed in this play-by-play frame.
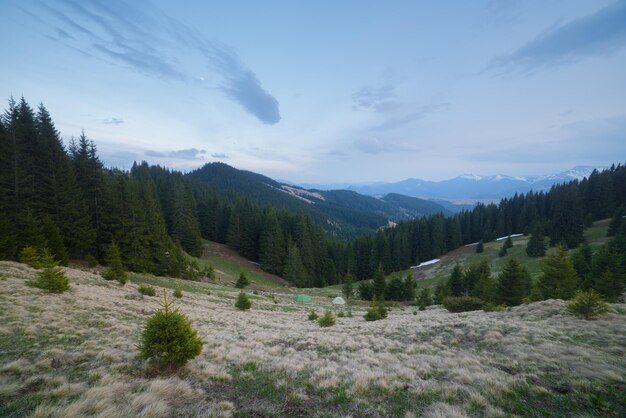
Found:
[1,98,625,287]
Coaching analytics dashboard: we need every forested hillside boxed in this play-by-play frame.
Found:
[1,98,625,289]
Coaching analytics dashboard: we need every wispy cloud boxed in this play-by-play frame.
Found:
[490,1,626,72]
[372,103,448,131]
[145,148,206,160]
[24,0,281,124]
[103,117,124,125]
[352,84,400,112]
[211,153,229,159]
[353,137,421,155]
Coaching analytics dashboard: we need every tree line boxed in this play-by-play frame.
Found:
[1,98,625,288]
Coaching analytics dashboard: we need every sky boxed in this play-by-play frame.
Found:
[1,0,625,183]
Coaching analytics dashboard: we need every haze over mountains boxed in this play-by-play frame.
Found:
[292,166,602,202]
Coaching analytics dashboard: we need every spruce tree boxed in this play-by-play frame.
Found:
[537,246,579,300]
[138,291,203,369]
[476,240,484,253]
[235,292,251,310]
[448,264,464,296]
[504,236,513,249]
[31,249,70,293]
[103,241,127,284]
[259,210,285,275]
[526,226,546,257]
[342,272,354,300]
[283,244,309,287]
[371,264,386,300]
[434,280,449,304]
[235,272,250,288]
[572,241,593,287]
[496,257,531,306]
[417,288,432,310]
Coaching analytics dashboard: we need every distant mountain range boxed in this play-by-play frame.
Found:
[292,166,602,202]
[188,163,453,238]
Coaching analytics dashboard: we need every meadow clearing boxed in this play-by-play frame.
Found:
[0,260,624,417]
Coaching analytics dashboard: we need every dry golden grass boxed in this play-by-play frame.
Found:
[1,260,624,417]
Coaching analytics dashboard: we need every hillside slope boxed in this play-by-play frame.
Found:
[1,261,624,417]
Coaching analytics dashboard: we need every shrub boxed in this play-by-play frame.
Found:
[173,288,183,299]
[442,296,483,313]
[417,288,432,311]
[567,289,610,320]
[138,284,156,296]
[337,310,345,318]
[364,297,388,321]
[235,292,251,310]
[482,302,505,312]
[30,250,69,293]
[102,242,127,285]
[235,272,250,289]
[318,311,336,327]
[85,254,98,268]
[20,246,41,268]
[137,291,203,369]
[308,310,319,321]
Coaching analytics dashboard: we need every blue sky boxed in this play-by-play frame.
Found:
[1,0,625,182]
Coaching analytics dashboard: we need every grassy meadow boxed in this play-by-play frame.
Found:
[1,252,624,417]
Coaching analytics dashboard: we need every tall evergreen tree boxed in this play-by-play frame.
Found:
[537,246,579,300]
[526,225,546,257]
[283,244,309,287]
[371,264,386,300]
[342,272,354,300]
[496,257,531,306]
[259,209,285,274]
[448,264,464,296]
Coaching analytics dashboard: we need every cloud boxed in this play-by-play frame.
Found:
[352,84,399,112]
[491,1,626,72]
[103,117,124,125]
[353,137,422,155]
[372,103,448,131]
[145,148,206,160]
[25,0,280,124]
[211,153,229,159]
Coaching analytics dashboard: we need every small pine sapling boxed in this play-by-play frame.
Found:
[30,249,70,293]
[173,288,183,299]
[308,310,319,321]
[235,292,251,310]
[567,289,610,320]
[103,241,127,285]
[137,291,204,370]
[318,311,336,327]
[235,272,250,289]
[20,246,41,268]
[138,284,156,296]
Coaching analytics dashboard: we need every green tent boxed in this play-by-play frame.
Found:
[293,294,311,303]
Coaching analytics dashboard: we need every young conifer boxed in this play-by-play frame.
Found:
[235,292,251,310]
[138,291,203,369]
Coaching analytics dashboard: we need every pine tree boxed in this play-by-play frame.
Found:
[41,215,69,266]
[526,226,546,257]
[138,291,203,369]
[371,264,386,300]
[417,288,432,310]
[235,272,250,288]
[235,292,251,310]
[476,240,484,253]
[537,246,579,300]
[498,242,508,257]
[434,280,449,304]
[607,207,624,237]
[103,241,127,284]
[567,289,610,320]
[496,257,531,306]
[283,244,309,287]
[342,272,354,300]
[31,249,70,293]
[259,209,285,274]
[572,241,593,287]
[448,264,464,296]
[504,235,513,249]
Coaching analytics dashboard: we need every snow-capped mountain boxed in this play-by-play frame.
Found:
[308,166,603,202]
